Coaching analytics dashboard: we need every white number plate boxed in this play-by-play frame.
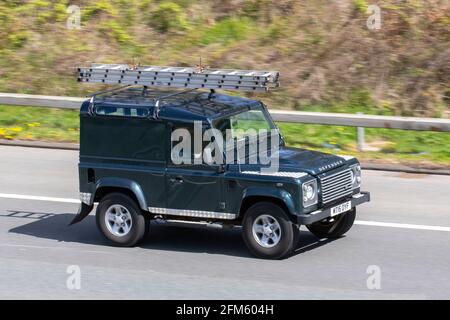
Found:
[330,201,352,217]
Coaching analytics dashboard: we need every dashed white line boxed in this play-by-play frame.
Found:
[0,193,80,204]
[1,193,449,232]
[354,220,450,232]
[0,243,113,254]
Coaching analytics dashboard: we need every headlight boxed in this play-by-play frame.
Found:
[302,179,318,207]
[350,164,361,189]
[305,185,314,199]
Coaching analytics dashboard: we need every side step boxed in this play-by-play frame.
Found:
[153,216,240,230]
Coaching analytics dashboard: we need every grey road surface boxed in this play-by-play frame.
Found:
[0,146,449,299]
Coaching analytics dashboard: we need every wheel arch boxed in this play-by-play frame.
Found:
[94,178,148,211]
[239,187,297,222]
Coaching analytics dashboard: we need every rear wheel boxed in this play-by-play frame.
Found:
[242,202,299,259]
[96,193,149,246]
[306,208,356,239]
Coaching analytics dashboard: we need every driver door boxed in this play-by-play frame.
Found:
[165,124,226,217]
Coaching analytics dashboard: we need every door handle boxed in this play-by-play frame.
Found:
[170,176,184,184]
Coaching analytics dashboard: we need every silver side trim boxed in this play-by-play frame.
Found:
[80,192,92,205]
[242,171,307,179]
[148,207,237,220]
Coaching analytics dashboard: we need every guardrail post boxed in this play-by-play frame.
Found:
[357,112,365,152]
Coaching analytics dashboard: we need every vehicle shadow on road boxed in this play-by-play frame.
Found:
[7,211,336,259]
[6,212,107,246]
[291,233,338,257]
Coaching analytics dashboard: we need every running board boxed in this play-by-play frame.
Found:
[148,207,237,220]
[153,217,240,229]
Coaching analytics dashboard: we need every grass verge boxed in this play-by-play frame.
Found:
[1,105,449,167]
[0,105,79,142]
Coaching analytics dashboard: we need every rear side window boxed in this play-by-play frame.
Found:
[80,117,166,161]
[95,105,149,118]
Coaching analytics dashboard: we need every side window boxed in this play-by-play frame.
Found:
[95,105,149,118]
[81,117,166,161]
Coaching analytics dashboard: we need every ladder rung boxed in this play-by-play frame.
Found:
[82,73,269,85]
[78,78,270,92]
[79,69,277,82]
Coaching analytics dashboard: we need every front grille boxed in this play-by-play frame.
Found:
[320,168,353,204]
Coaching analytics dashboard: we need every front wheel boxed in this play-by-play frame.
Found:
[242,202,299,259]
[306,208,356,239]
[96,193,149,247]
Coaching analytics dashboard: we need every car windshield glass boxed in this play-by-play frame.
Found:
[213,108,281,161]
[214,109,274,141]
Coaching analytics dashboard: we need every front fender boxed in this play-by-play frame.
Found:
[242,186,297,216]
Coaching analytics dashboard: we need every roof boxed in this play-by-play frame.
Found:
[81,87,261,122]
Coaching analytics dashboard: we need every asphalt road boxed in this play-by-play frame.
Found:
[0,145,449,299]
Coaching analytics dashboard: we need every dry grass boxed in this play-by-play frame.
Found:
[0,0,449,116]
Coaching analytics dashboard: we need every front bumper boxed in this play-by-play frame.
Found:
[297,191,370,225]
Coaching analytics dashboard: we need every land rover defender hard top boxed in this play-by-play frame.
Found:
[71,63,370,259]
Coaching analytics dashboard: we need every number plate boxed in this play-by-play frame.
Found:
[330,201,352,217]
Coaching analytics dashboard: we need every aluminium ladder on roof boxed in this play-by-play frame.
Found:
[77,63,280,92]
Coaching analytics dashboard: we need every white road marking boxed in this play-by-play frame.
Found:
[0,243,112,254]
[0,193,80,204]
[355,220,450,232]
[1,193,450,232]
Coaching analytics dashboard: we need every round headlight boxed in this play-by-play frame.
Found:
[305,184,315,199]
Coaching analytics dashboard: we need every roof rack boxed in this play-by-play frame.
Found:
[77,63,280,92]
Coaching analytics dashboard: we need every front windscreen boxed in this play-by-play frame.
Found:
[214,109,274,141]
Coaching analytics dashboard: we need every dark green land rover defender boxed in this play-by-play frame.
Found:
[71,64,370,259]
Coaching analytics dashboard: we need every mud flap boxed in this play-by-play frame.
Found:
[69,203,94,225]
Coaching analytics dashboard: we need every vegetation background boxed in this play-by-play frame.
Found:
[0,0,449,166]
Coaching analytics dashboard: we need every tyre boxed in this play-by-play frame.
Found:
[96,192,149,246]
[306,208,356,239]
[242,202,299,259]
